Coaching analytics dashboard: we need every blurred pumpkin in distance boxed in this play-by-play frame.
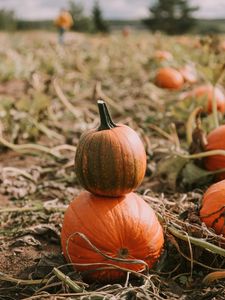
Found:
[220,40,225,51]
[154,50,173,61]
[176,36,192,47]
[155,67,184,90]
[122,26,130,38]
[204,125,225,180]
[182,85,225,114]
[200,180,225,241]
[179,65,197,84]
[61,191,164,283]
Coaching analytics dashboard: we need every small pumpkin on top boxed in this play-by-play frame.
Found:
[75,100,146,197]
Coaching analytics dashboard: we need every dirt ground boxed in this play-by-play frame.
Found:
[0,31,225,299]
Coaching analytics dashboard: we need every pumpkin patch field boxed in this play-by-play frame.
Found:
[1,31,225,299]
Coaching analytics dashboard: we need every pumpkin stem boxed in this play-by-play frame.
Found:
[97,100,117,131]
[103,101,117,128]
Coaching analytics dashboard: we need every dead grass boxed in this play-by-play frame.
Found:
[0,31,225,299]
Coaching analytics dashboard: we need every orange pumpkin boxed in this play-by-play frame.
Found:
[154,50,173,61]
[75,100,146,197]
[61,191,164,282]
[220,40,225,51]
[155,67,184,90]
[122,26,130,38]
[183,85,225,114]
[200,180,225,238]
[204,125,225,180]
[179,65,197,84]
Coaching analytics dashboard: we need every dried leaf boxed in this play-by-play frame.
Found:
[9,235,41,248]
[181,161,214,187]
[156,155,188,190]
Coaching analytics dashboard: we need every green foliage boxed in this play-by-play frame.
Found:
[17,20,54,31]
[194,19,225,34]
[157,155,188,190]
[143,0,198,34]
[0,9,17,31]
[92,1,109,33]
[68,0,92,32]
[181,162,215,188]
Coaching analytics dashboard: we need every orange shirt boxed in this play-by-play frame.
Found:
[55,11,74,29]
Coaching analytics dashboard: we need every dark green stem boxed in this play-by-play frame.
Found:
[97,100,117,131]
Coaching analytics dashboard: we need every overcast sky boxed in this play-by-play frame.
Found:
[0,0,224,20]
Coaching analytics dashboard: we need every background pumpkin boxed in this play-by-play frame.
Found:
[204,125,225,180]
[122,26,130,38]
[75,100,147,197]
[154,50,173,61]
[61,191,164,283]
[155,67,184,90]
[179,65,197,84]
[200,180,225,239]
[183,85,225,114]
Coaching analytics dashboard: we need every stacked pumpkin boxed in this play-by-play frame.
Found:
[61,100,164,283]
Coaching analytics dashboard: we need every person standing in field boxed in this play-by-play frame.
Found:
[55,9,74,45]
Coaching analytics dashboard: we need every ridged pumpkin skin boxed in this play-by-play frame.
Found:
[155,67,184,90]
[204,125,225,180]
[200,180,225,237]
[184,85,225,114]
[61,192,164,283]
[75,102,146,197]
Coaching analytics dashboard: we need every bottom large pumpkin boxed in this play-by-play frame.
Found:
[61,192,164,283]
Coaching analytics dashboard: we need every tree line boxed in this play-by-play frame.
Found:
[0,0,223,34]
[0,1,109,33]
